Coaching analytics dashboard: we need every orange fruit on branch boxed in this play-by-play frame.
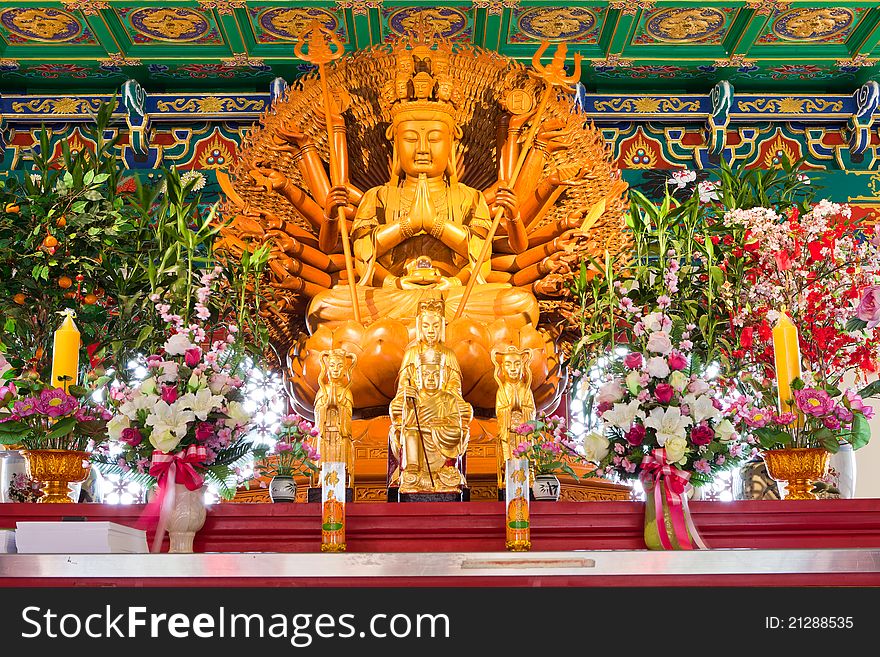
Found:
[56,216,67,227]
[83,293,97,305]
[42,234,58,248]
[58,276,72,289]
[13,293,26,305]
[4,203,19,214]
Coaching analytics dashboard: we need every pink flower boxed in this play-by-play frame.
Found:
[596,401,613,414]
[195,422,214,443]
[667,351,688,371]
[794,389,834,417]
[654,383,675,404]
[856,285,880,328]
[624,352,643,369]
[657,295,671,309]
[835,406,854,423]
[276,442,293,452]
[846,391,874,419]
[36,388,78,417]
[715,455,726,466]
[743,408,771,428]
[596,380,625,405]
[623,458,637,474]
[694,459,711,474]
[690,423,715,446]
[729,443,744,458]
[613,442,625,454]
[774,412,797,425]
[823,415,841,430]
[185,348,202,368]
[626,423,646,446]
[160,385,178,404]
[120,427,143,447]
[646,331,673,355]
[12,398,37,418]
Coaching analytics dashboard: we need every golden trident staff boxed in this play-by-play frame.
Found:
[295,21,362,324]
[453,41,582,320]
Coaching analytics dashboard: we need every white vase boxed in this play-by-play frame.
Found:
[531,474,560,501]
[827,444,857,499]
[269,475,297,502]
[166,484,207,553]
[0,451,28,503]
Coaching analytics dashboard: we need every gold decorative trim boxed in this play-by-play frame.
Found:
[471,1,519,16]
[738,98,844,114]
[99,52,142,67]
[594,97,700,113]
[221,53,266,68]
[609,1,656,16]
[592,54,633,68]
[197,0,246,15]
[11,98,103,114]
[62,1,109,15]
[714,53,755,68]
[745,0,790,15]
[837,53,877,68]
[155,97,266,113]
[336,0,382,16]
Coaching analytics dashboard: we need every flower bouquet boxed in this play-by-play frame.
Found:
[94,267,254,501]
[251,414,320,502]
[511,414,588,501]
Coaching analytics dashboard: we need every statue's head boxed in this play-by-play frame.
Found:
[493,346,532,385]
[418,361,443,392]
[416,299,445,344]
[320,348,355,384]
[394,115,454,179]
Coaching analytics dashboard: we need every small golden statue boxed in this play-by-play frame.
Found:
[390,352,472,495]
[493,345,536,487]
[312,348,356,487]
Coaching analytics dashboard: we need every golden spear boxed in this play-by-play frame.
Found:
[295,21,361,324]
[453,40,582,320]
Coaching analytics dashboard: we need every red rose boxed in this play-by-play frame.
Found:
[160,385,178,404]
[690,424,715,446]
[195,422,213,443]
[624,352,643,369]
[740,326,754,349]
[121,428,143,447]
[185,347,202,368]
[667,352,688,371]
[626,424,646,446]
[654,383,675,404]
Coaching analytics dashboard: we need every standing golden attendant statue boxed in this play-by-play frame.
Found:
[493,345,536,487]
[312,348,356,488]
[217,20,629,428]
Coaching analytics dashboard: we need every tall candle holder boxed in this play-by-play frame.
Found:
[505,458,531,552]
[321,461,346,552]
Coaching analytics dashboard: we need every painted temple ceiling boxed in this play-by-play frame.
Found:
[0,1,878,93]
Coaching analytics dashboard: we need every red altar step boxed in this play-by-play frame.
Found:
[2,499,879,553]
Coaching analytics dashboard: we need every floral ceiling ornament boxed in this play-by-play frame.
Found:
[99,52,142,68]
[197,1,246,15]
[837,53,878,68]
[610,1,656,16]
[714,53,756,68]
[593,53,634,68]
[745,1,791,15]
[62,1,109,15]
[472,1,520,16]
[222,53,266,68]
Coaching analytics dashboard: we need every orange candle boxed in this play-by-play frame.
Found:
[772,310,801,417]
[50,311,80,392]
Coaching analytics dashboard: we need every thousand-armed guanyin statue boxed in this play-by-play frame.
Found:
[217,21,629,495]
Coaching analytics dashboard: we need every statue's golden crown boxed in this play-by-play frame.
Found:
[417,298,445,316]
[382,32,460,127]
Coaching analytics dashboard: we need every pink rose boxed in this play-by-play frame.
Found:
[856,286,880,328]
[120,427,143,447]
[160,385,178,404]
[654,383,675,404]
[624,352,643,369]
[667,351,688,371]
[596,380,625,405]
[646,331,673,355]
[185,348,202,368]
[626,423,646,446]
[690,423,715,446]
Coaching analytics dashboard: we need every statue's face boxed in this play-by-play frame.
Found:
[396,119,451,178]
[327,355,345,380]
[421,365,441,391]
[502,355,523,382]
[418,312,442,344]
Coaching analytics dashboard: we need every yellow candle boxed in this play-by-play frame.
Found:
[772,310,801,417]
[50,311,80,392]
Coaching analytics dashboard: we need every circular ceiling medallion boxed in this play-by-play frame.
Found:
[517,7,597,41]
[388,7,467,38]
[772,8,854,42]
[129,8,211,43]
[0,7,82,43]
[259,7,338,41]
[645,8,726,43]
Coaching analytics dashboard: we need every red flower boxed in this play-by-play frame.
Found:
[741,327,754,349]
[654,383,675,404]
[690,424,715,446]
[774,250,791,271]
[626,424,646,446]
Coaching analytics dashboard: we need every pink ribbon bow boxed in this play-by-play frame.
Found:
[639,448,707,550]
[142,445,207,553]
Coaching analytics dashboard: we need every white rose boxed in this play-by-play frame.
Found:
[669,370,688,392]
[625,370,642,394]
[149,427,181,452]
[582,432,610,462]
[164,332,195,356]
[107,414,130,441]
[688,379,711,396]
[208,373,232,395]
[664,435,688,464]
[224,400,251,428]
[646,331,673,355]
[157,362,179,384]
[596,380,625,405]
[646,356,670,379]
[140,377,158,396]
[716,419,736,443]
[643,312,665,333]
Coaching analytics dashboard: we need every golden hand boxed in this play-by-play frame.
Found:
[324,184,349,220]
[492,183,521,222]
[250,166,288,193]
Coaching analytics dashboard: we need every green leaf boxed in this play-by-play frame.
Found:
[45,416,78,441]
[0,420,30,434]
[791,377,805,391]
[846,317,868,332]
[851,414,871,450]
[857,379,880,400]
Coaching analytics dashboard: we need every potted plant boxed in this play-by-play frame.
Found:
[0,371,110,503]
[511,414,584,501]
[730,380,872,500]
[252,414,320,502]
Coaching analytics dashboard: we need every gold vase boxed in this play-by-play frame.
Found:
[21,449,91,504]
[762,448,830,500]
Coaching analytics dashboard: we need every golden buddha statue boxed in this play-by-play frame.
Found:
[389,352,472,495]
[312,348,356,487]
[218,27,630,423]
[493,345,536,487]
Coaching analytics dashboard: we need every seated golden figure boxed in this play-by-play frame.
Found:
[389,352,472,495]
